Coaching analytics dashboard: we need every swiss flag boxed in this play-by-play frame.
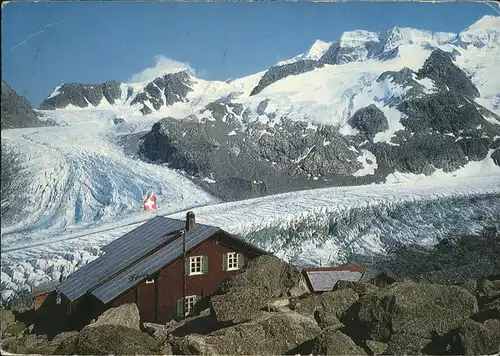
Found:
[143,193,158,212]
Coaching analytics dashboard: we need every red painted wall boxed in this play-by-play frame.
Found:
[156,238,251,323]
[110,234,258,323]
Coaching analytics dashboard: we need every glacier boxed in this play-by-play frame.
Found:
[1,15,500,305]
[1,176,499,304]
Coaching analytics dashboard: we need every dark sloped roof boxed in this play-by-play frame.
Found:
[91,224,220,303]
[58,216,185,301]
[32,281,59,297]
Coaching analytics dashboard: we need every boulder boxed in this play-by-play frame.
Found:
[447,319,500,355]
[384,333,432,355]
[334,280,379,297]
[312,327,367,355]
[365,340,388,355]
[5,321,26,336]
[88,303,141,330]
[53,324,160,355]
[210,255,307,323]
[0,309,15,335]
[1,333,54,355]
[346,281,478,341]
[170,311,321,355]
[290,289,359,328]
[143,322,170,342]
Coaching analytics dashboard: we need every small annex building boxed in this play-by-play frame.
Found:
[50,212,267,325]
[303,265,397,292]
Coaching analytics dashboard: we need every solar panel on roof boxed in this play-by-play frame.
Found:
[58,217,185,301]
[91,224,220,303]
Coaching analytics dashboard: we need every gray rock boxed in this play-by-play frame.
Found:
[290,289,359,327]
[143,322,170,342]
[383,333,431,355]
[492,149,500,167]
[348,104,389,137]
[170,311,321,355]
[1,81,52,129]
[333,280,379,297]
[53,324,160,355]
[210,255,306,324]
[312,327,368,355]
[130,71,193,113]
[0,308,15,335]
[250,60,324,96]
[5,321,26,336]
[447,319,500,355]
[346,281,478,341]
[89,303,141,331]
[416,49,480,99]
[40,83,105,109]
[102,80,121,105]
[366,340,388,355]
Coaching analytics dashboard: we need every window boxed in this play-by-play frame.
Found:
[176,295,200,318]
[189,256,203,275]
[224,252,243,271]
[227,252,238,271]
[184,295,197,317]
[145,278,154,284]
[185,255,208,276]
[56,292,62,305]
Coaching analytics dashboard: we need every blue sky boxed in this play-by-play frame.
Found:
[2,1,498,106]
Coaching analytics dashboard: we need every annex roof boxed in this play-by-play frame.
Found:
[303,265,365,292]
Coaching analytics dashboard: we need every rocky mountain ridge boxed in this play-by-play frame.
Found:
[1,81,54,130]
[33,16,500,201]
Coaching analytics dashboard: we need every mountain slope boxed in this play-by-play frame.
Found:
[1,81,54,130]
[34,15,500,202]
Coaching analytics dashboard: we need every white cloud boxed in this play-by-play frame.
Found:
[129,55,196,82]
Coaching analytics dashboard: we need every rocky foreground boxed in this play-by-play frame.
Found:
[1,230,500,355]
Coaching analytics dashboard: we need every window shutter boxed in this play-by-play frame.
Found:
[222,253,228,271]
[185,258,190,276]
[176,298,184,318]
[237,253,244,268]
[196,295,202,303]
[202,256,208,273]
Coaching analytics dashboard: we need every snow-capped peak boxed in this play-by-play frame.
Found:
[458,15,500,46]
[304,39,334,60]
[382,26,455,52]
[339,30,380,47]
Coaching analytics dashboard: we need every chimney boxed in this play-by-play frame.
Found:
[186,211,196,232]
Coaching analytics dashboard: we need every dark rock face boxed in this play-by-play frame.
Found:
[136,48,498,201]
[416,49,480,99]
[53,324,160,355]
[250,60,324,96]
[210,255,308,324]
[131,71,193,114]
[1,81,52,129]
[443,319,500,355]
[312,327,367,355]
[170,311,321,355]
[348,104,389,137]
[139,109,374,201]
[40,82,118,109]
[397,91,491,135]
[344,282,478,342]
[321,39,382,66]
[492,149,500,166]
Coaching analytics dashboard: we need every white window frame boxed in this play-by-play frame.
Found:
[189,256,203,276]
[56,292,62,305]
[184,295,197,316]
[145,278,155,284]
[227,252,240,271]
